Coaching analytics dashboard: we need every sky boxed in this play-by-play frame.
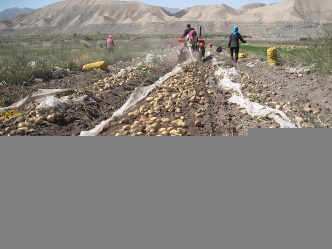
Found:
[0,0,281,12]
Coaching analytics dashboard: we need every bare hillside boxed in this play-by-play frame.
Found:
[242,0,332,23]
[239,3,266,11]
[179,5,240,22]
[9,0,174,30]
[0,0,331,38]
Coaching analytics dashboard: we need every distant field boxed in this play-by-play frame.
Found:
[0,33,331,86]
[0,37,175,85]
[213,38,331,73]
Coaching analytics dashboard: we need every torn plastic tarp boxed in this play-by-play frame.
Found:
[0,89,70,115]
[213,59,298,128]
[35,95,92,110]
[246,60,264,68]
[229,94,297,128]
[285,64,315,74]
[79,60,194,136]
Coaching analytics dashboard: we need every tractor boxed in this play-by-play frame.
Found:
[178,25,205,63]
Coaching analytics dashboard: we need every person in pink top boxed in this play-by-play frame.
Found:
[106,35,115,52]
[186,29,198,49]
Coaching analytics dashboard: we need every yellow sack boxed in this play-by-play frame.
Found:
[267,47,278,66]
[238,53,247,58]
[0,109,21,119]
[82,61,108,71]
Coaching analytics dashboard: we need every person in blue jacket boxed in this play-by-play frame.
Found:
[227,26,247,62]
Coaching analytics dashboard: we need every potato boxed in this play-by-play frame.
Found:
[139,105,147,113]
[104,83,111,89]
[122,130,130,136]
[169,130,180,136]
[122,125,131,131]
[133,120,141,127]
[159,128,167,133]
[160,131,169,136]
[194,120,202,127]
[47,114,55,123]
[128,111,136,118]
[29,110,37,117]
[295,117,304,123]
[34,117,43,125]
[177,128,187,136]
[166,127,173,132]
[18,122,30,129]
[18,127,29,132]
[161,118,170,124]
[152,105,159,111]
[177,121,187,128]
[149,128,156,133]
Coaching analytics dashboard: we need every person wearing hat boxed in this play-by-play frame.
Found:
[227,26,247,62]
[106,35,115,52]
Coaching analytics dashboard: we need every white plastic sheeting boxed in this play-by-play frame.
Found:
[79,61,193,136]
[214,59,298,128]
[246,60,264,68]
[285,64,315,74]
[0,89,93,115]
[0,89,70,115]
[35,95,91,110]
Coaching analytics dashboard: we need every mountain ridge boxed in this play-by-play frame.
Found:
[0,7,34,22]
[0,0,331,38]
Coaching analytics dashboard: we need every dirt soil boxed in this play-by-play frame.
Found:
[1,49,331,136]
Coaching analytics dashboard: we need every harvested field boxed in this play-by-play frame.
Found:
[1,48,331,136]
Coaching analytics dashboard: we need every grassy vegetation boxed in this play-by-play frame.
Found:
[0,33,331,88]
[0,37,172,85]
[215,36,332,74]
[0,33,180,44]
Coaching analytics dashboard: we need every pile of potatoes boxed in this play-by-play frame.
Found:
[0,110,57,136]
[238,72,323,127]
[93,63,157,93]
[113,62,212,136]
